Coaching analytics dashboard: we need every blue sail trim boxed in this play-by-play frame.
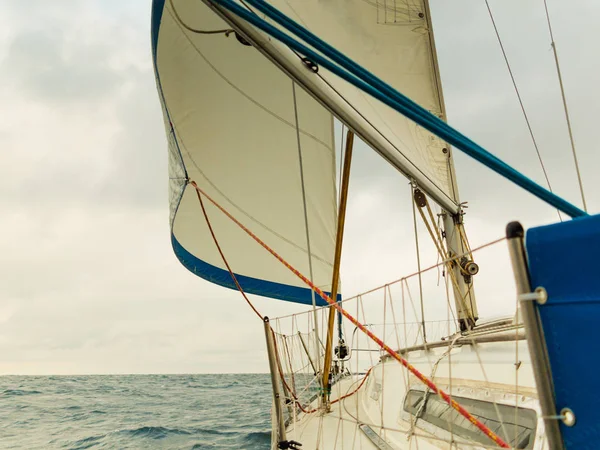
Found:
[172,233,336,307]
[150,0,165,64]
[210,0,587,219]
[526,214,600,449]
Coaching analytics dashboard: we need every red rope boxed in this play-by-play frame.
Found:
[189,181,510,448]
[330,368,372,406]
[193,185,263,320]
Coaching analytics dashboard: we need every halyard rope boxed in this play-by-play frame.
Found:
[189,180,510,448]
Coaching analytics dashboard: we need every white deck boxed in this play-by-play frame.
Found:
[285,338,548,450]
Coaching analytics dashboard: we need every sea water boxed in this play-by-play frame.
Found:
[0,374,272,449]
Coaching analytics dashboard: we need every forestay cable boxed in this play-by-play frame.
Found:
[291,81,323,382]
[542,0,588,212]
[483,0,560,221]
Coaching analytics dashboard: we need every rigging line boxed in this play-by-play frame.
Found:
[446,278,458,448]
[514,269,521,447]
[360,299,377,370]
[341,236,506,304]
[271,328,317,414]
[443,268,459,328]
[411,183,427,344]
[408,333,461,436]
[275,327,296,419]
[246,0,435,196]
[435,214,444,285]
[212,0,587,218]
[292,81,323,384]
[542,0,587,212]
[402,280,427,347]
[381,288,387,432]
[422,0,460,204]
[253,3,459,212]
[165,4,336,267]
[188,181,510,447]
[434,218,477,324]
[168,0,233,35]
[388,286,415,406]
[282,334,297,398]
[192,182,263,320]
[457,221,474,261]
[414,193,474,321]
[425,200,446,257]
[483,0,562,221]
[514,301,520,446]
[464,334,513,446]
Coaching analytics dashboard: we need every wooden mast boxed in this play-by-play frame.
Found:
[321,130,354,408]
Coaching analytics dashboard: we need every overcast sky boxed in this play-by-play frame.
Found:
[1,0,598,374]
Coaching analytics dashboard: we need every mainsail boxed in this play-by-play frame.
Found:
[208,0,459,212]
[151,0,458,304]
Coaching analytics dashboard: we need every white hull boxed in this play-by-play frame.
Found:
[285,326,547,449]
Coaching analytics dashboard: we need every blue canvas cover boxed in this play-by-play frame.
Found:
[526,213,600,449]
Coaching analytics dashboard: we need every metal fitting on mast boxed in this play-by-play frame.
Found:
[442,210,479,331]
[421,0,480,332]
[413,185,479,331]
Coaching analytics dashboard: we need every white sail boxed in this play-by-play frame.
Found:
[208,0,458,212]
[152,0,337,304]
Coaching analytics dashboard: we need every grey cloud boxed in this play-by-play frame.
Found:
[3,28,124,104]
[101,74,170,208]
[0,34,166,211]
[1,0,599,375]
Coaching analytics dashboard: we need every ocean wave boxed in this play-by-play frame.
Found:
[118,426,192,439]
[69,433,105,450]
[3,374,274,449]
[2,389,42,396]
[243,430,271,445]
[186,381,242,390]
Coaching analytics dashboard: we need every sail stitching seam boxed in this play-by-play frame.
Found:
[165,6,332,150]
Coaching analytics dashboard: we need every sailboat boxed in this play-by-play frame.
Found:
[151,0,598,448]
